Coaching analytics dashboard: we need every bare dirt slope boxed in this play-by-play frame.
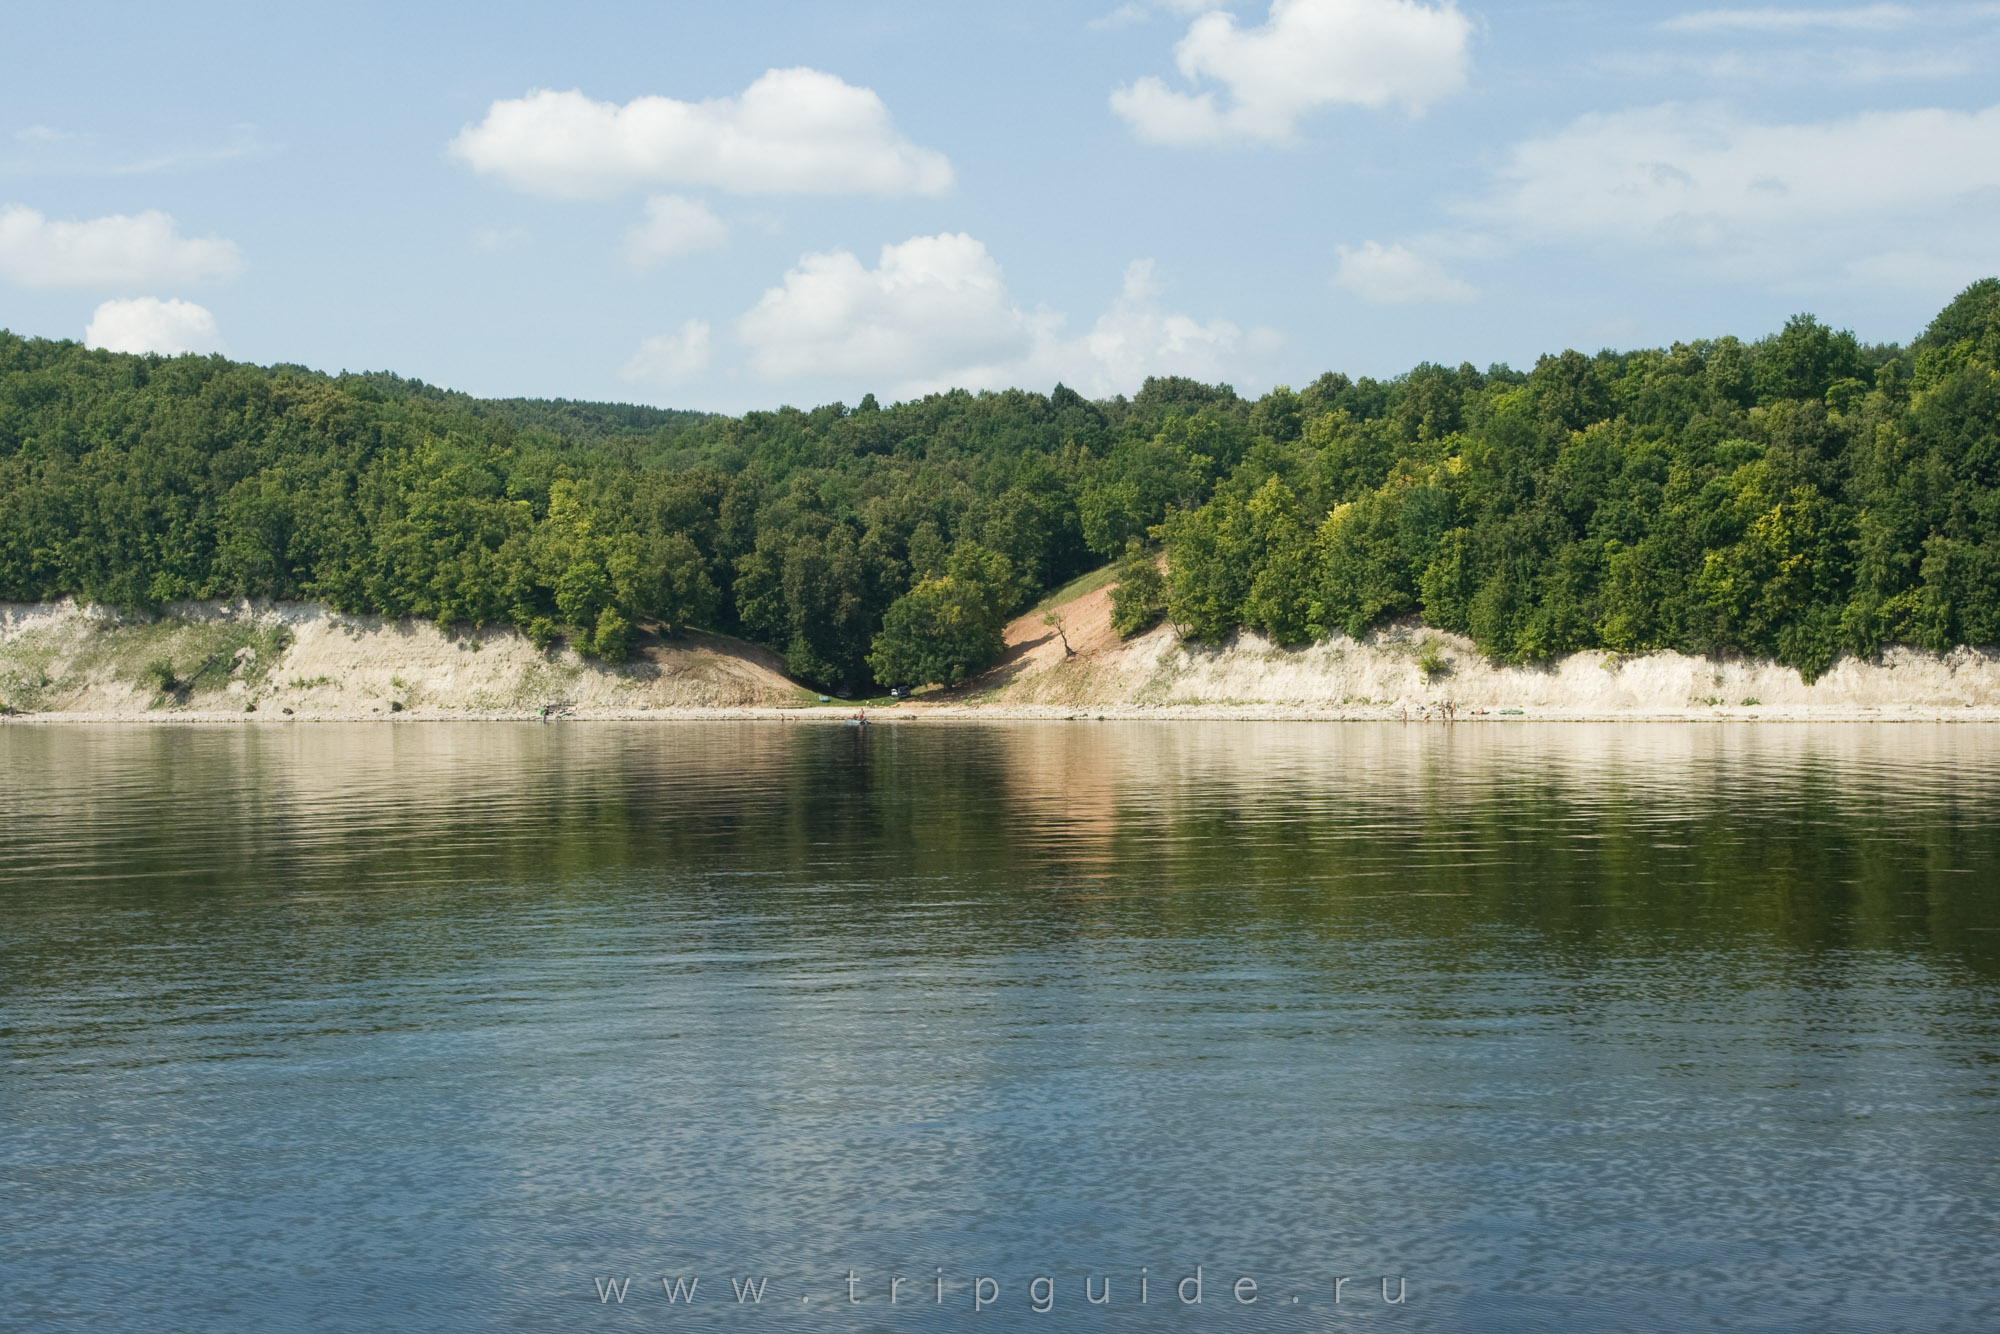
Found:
[0,600,809,719]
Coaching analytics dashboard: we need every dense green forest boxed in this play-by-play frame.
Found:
[3,279,1998,689]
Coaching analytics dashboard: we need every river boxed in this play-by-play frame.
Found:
[4,721,1997,1331]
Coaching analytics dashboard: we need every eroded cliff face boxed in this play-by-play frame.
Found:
[0,600,807,719]
[7,589,2000,722]
[952,580,2000,720]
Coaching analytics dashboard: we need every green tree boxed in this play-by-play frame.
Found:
[866,543,1014,687]
[1754,314,1863,405]
[608,530,716,636]
[1109,539,1167,637]
[1315,487,1416,639]
[591,606,632,661]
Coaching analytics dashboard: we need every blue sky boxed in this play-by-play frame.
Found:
[3,0,1998,412]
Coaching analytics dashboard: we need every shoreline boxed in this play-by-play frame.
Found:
[10,596,2000,726]
[11,703,2000,724]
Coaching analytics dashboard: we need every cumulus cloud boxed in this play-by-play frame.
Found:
[0,206,241,287]
[1481,103,2000,249]
[449,69,953,198]
[1076,260,1248,392]
[624,195,729,269]
[622,319,713,385]
[1111,0,1473,145]
[738,233,1035,384]
[83,298,224,355]
[1332,241,1476,303]
[734,234,1258,399]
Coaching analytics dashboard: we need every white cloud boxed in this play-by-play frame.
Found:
[1089,0,1214,30]
[83,298,224,355]
[1594,45,1973,83]
[449,69,953,198]
[102,125,266,176]
[1628,4,2000,84]
[734,234,1257,399]
[738,233,1036,384]
[1332,241,1476,303]
[1089,3,1154,30]
[1074,259,1250,394]
[622,319,713,385]
[1457,102,2000,292]
[1111,0,1473,145]
[5,124,267,175]
[1660,5,1918,32]
[1480,103,2000,257]
[0,206,241,287]
[624,195,729,269]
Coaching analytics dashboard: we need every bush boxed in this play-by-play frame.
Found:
[1109,540,1168,637]
[591,607,632,662]
[527,618,559,652]
[1417,638,1452,682]
[146,658,180,693]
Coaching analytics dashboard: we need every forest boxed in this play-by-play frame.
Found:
[2,278,1997,690]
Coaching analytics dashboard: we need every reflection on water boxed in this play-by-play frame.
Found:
[3,722,1998,1332]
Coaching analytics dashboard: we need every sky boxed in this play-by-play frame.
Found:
[3,0,1999,413]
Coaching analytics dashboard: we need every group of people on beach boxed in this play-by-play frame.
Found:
[1403,700,1457,722]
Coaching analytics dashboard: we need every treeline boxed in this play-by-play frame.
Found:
[0,340,1251,690]
[1149,280,2000,679]
[3,280,1997,689]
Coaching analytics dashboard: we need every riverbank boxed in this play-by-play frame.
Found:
[6,592,2000,723]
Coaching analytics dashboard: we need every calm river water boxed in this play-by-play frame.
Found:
[3,721,1998,1332]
